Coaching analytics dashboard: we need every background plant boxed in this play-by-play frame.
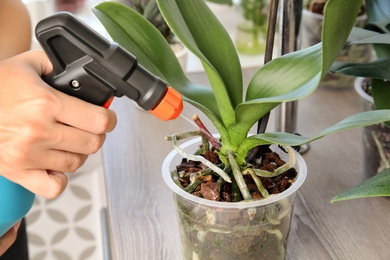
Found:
[331,0,390,113]
[304,0,327,14]
[207,0,269,25]
[328,0,390,201]
[123,0,175,43]
[92,0,390,200]
[237,0,269,28]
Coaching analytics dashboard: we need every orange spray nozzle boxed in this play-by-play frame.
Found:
[149,87,183,121]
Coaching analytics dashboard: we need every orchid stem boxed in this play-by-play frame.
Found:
[227,150,252,200]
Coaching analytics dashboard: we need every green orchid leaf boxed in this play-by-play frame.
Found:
[231,45,322,141]
[248,45,320,101]
[321,0,363,78]
[331,168,390,202]
[347,27,379,42]
[93,2,178,84]
[236,110,390,158]
[331,58,390,80]
[246,44,322,101]
[349,33,390,59]
[92,2,222,121]
[157,0,242,127]
[350,33,390,45]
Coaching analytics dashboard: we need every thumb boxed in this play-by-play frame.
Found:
[14,50,53,77]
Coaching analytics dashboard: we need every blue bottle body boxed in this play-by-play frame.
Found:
[0,176,35,237]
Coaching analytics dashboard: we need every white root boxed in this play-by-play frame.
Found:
[171,135,232,183]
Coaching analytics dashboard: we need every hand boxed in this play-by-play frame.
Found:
[0,50,117,198]
[0,221,21,256]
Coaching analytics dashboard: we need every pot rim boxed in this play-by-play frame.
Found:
[354,77,373,103]
[162,137,307,209]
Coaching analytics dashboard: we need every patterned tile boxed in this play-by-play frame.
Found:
[26,152,107,260]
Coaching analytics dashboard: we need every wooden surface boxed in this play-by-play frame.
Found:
[102,69,390,260]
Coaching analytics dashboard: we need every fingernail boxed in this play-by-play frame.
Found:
[13,220,22,233]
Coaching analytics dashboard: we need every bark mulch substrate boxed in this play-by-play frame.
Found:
[175,145,298,202]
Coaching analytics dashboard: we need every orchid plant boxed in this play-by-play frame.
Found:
[92,0,390,200]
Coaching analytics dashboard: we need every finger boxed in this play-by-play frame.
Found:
[26,150,88,173]
[13,169,69,199]
[48,123,107,154]
[53,90,117,134]
[0,221,20,256]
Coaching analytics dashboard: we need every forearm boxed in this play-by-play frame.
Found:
[0,0,32,60]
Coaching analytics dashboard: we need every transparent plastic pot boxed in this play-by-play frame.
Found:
[162,138,307,260]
